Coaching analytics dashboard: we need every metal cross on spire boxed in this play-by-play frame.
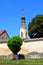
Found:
[22,9,25,17]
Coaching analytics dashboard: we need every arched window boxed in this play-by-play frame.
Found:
[26,32,27,37]
[21,32,23,37]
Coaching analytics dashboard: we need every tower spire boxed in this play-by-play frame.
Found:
[20,10,28,39]
[22,9,24,17]
[21,9,25,23]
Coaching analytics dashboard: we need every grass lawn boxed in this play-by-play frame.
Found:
[0,58,43,65]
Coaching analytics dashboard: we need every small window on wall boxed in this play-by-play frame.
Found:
[2,36,4,40]
[21,32,23,37]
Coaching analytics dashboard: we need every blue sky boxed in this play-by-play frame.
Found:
[0,0,43,37]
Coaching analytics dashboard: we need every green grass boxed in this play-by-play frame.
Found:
[0,58,43,65]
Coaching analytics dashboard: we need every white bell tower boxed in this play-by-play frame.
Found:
[20,10,28,39]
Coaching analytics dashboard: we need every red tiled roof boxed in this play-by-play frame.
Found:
[0,30,6,35]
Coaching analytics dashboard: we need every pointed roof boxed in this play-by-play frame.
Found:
[21,9,25,19]
[0,30,6,35]
[0,30,10,43]
[21,10,27,29]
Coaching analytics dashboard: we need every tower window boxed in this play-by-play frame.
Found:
[26,32,27,37]
[21,32,23,37]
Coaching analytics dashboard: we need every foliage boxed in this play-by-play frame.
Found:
[7,36,23,54]
[28,15,43,38]
[18,54,25,59]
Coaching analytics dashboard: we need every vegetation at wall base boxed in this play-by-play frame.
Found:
[0,58,43,65]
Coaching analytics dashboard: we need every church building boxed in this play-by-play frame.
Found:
[20,10,28,39]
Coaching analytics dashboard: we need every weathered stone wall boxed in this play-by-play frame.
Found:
[0,40,43,59]
[18,40,43,58]
[0,43,12,59]
[25,52,43,58]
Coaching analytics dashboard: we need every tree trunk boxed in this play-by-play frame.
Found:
[12,53,18,60]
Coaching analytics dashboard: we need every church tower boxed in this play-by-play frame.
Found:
[20,10,28,39]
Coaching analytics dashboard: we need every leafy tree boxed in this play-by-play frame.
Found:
[28,15,43,38]
[7,36,23,54]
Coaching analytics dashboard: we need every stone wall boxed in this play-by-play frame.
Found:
[25,52,43,58]
[0,54,12,59]
[0,43,12,59]
[18,40,43,58]
[0,39,43,59]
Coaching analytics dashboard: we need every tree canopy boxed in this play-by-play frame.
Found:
[28,15,43,38]
[7,36,23,54]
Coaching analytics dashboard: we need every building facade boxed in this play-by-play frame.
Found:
[0,30,10,43]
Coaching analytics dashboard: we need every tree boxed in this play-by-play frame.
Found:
[28,15,43,38]
[7,36,23,54]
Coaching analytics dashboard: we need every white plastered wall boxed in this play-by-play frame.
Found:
[20,27,28,39]
[19,40,43,55]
